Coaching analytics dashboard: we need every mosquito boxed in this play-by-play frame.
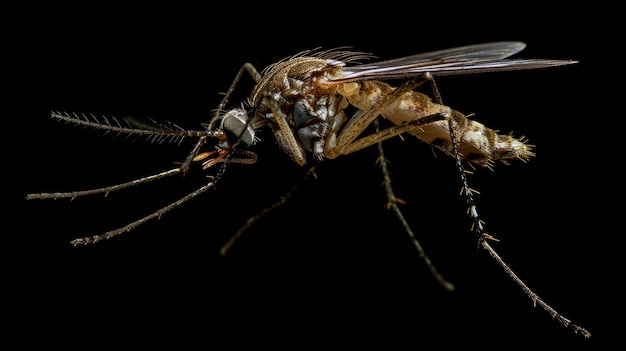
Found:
[25,41,590,338]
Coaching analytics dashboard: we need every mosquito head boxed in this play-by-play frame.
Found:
[194,108,259,171]
[215,108,257,148]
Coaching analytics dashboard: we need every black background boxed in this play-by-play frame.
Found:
[9,4,617,350]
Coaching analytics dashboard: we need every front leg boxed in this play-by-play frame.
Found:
[263,94,307,165]
[214,63,262,113]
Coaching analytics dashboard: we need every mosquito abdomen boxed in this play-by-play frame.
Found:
[339,80,534,167]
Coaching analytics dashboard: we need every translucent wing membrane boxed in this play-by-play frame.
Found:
[331,41,577,82]
[349,41,526,68]
[50,111,222,144]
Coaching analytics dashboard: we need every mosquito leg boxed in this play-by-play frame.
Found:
[263,94,307,165]
[179,136,208,173]
[374,119,455,291]
[70,180,218,245]
[449,115,591,336]
[25,168,183,200]
[434,75,591,337]
[428,75,443,106]
[220,164,319,255]
[214,63,261,113]
[480,240,591,337]
[339,113,447,156]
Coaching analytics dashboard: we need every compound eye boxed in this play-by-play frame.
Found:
[220,109,256,146]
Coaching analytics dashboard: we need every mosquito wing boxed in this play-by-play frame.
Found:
[329,41,577,83]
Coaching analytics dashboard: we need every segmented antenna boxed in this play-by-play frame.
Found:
[50,111,222,144]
